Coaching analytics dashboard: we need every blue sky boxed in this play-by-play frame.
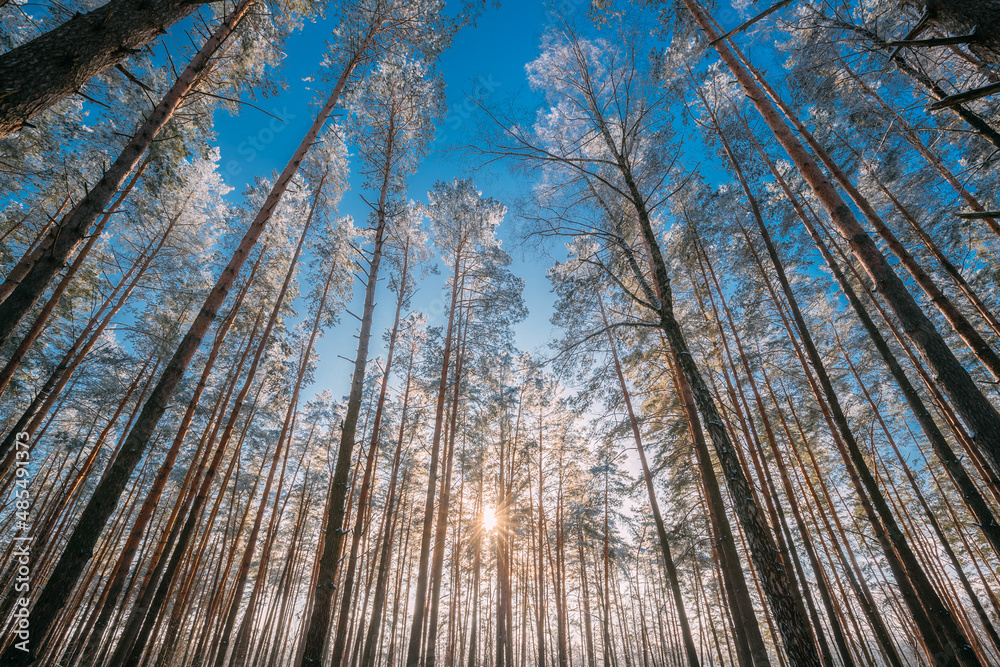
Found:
[210,0,560,400]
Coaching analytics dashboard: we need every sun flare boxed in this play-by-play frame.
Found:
[483,505,498,532]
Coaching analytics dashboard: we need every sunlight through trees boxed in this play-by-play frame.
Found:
[0,1,999,666]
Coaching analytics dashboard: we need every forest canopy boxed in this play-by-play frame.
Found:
[0,0,999,666]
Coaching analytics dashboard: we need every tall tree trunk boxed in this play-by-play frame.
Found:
[404,248,466,667]
[0,0,255,345]
[577,532,596,667]
[582,64,818,662]
[466,481,484,667]
[833,327,1000,657]
[114,351,269,667]
[600,471,614,667]
[537,404,549,667]
[0,43,364,666]
[427,314,468,667]
[197,180,324,667]
[298,101,393,665]
[114,310,263,667]
[359,343,416,667]
[682,0,1000,486]
[0,0,219,138]
[76,246,264,666]
[117,258,278,666]
[598,294,700,667]
[735,199,974,664]
[670,349,767,667]
[692,229,855,666]
[331,242,411,667]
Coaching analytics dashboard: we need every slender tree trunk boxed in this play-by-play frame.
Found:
[116,311,262,667]
[776,372,908,666]
[118,327,264,665]
[598,294,700,667]
[331,244,410,667]
[114,368,268,667]
[738,202,975,664]
[582,64,818,662]
[77,247,263,665]
[671,348,766,667]
[359,344,416,667]
[298,100,393,665]
[833,327,1000,656]
[199,181,324,667]
[683,0,1000,483]
[577,533,596,667]
[0,43,365,666]
[693,233,854,666]
[0,0,255,345]
[467,481,484,667]
[405,248,465,667]
[600,472,614,667]
[427,315,468,667]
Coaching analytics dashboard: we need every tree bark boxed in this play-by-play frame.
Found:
[598,294,700,667]
[0,0,217,138]
[298,109,392,666]
[0,42,361,665]
[682,0,1000,516]
[0,0,255,347]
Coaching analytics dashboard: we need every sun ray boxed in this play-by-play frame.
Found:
[483,505,498,532]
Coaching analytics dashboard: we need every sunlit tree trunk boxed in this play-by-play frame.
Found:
[299,108,393,667]
[0,0,255,345]
[405,247,466,667]
[598,293,700,667]
[1,35,368,664]
[680,0,1000,497]
[76,219,265,667]
[200,181,326,667]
